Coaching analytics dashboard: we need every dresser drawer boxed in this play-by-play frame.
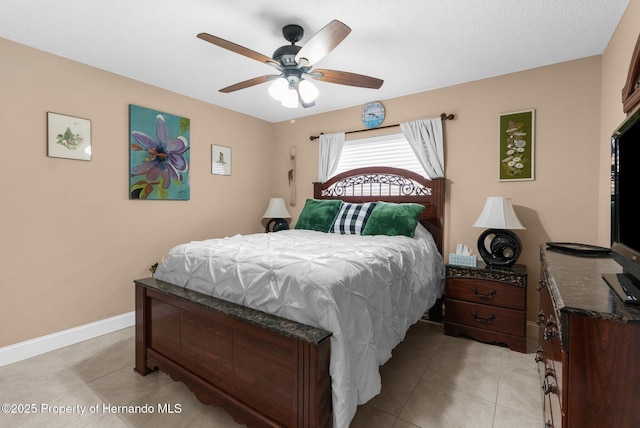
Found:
[446,277,525,310]
[445,299,525,337]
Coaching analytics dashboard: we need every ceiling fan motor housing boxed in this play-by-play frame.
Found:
[273,24,304,67]
[272,44,301,66]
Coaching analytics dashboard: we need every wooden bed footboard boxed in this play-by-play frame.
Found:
[134,278,332,428]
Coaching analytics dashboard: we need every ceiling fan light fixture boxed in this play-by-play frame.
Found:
[298,79,319,103]
[268,78,288,101]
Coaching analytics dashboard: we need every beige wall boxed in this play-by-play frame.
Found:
[2,0,639,347]
[0,38,274,347]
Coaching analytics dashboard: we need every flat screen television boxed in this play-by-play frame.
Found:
[604,107,640,304]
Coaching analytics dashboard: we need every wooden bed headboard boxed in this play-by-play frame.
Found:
[314,167,445,254]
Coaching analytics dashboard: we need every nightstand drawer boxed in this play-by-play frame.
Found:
[445,299,525,337]
[446,278,524,310]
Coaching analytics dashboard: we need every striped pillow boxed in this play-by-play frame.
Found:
[330,202,377,235]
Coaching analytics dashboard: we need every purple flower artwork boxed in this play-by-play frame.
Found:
[129,105,190,200]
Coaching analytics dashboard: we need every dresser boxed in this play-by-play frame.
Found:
[538,247,640,427]
[444,263,527,353]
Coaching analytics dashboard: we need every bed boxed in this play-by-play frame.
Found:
[134,167,446,427]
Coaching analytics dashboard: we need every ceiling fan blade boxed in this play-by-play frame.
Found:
[197,33,278,68]
[311,69,383,89]
[219,75,277,93]
[295,20,351,67]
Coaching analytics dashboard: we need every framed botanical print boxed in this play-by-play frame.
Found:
[47,112,92,161]
[211,144,231,175]
[499,109,535,181]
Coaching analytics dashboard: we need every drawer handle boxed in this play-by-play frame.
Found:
[470,287,496,299]
[546,316,554,328]
[543,327,557,341]
[542,378,557,395]
[470,310,496,324]
[545,367,556,379]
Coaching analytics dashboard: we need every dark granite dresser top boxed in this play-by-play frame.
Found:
[540,246,640,323]
[135,277,332,345]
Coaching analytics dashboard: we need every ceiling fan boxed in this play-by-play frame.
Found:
[197,20,383,108]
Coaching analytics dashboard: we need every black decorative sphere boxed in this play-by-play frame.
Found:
[265,218,289,233]
[477,229,522,267]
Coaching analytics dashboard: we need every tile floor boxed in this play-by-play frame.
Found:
[0,322,543,427]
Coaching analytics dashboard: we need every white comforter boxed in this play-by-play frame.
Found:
[155,225,444,428]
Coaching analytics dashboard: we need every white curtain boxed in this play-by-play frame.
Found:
[400,117,445,178]
[318,132,346,182]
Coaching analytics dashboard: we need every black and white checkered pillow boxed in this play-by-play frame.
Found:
[330,202,377,234]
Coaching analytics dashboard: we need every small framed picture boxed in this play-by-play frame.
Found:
[47,112,92,161]
[211,144,231,175]
[499,109,535,181]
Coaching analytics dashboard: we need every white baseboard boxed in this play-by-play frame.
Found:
[0,311,135,367]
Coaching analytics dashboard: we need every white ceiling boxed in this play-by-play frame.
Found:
[0,0,630,123]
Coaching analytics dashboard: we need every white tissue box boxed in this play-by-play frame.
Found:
[448,254,477,267]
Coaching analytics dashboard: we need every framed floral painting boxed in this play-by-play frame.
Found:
[499,109,535,181]
[129,105,190,200]
[47,112,92,161]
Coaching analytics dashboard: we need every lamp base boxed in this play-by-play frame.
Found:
[477,229,522,268]
[265,218,289,233]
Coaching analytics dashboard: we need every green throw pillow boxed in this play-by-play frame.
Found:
[362,202,425,238]
[295,199,343,232]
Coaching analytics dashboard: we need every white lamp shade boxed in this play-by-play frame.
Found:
[473,197,525,230]
[281,89,298,108]
[262,198,291,219]
[298,79,319,103]
[268,77,318,108]
[268,78,288,101]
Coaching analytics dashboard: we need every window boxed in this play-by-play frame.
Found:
[331,133,426,178]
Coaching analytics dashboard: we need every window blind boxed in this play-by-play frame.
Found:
[332,133,427,177]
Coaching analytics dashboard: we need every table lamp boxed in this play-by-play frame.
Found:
[262,198,291,232]
[473,197,525,267]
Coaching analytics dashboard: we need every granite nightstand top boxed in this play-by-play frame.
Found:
[135,277,332,345]
[446,262,527,287]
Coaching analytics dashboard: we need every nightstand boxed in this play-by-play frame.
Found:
[444,263,527,353]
